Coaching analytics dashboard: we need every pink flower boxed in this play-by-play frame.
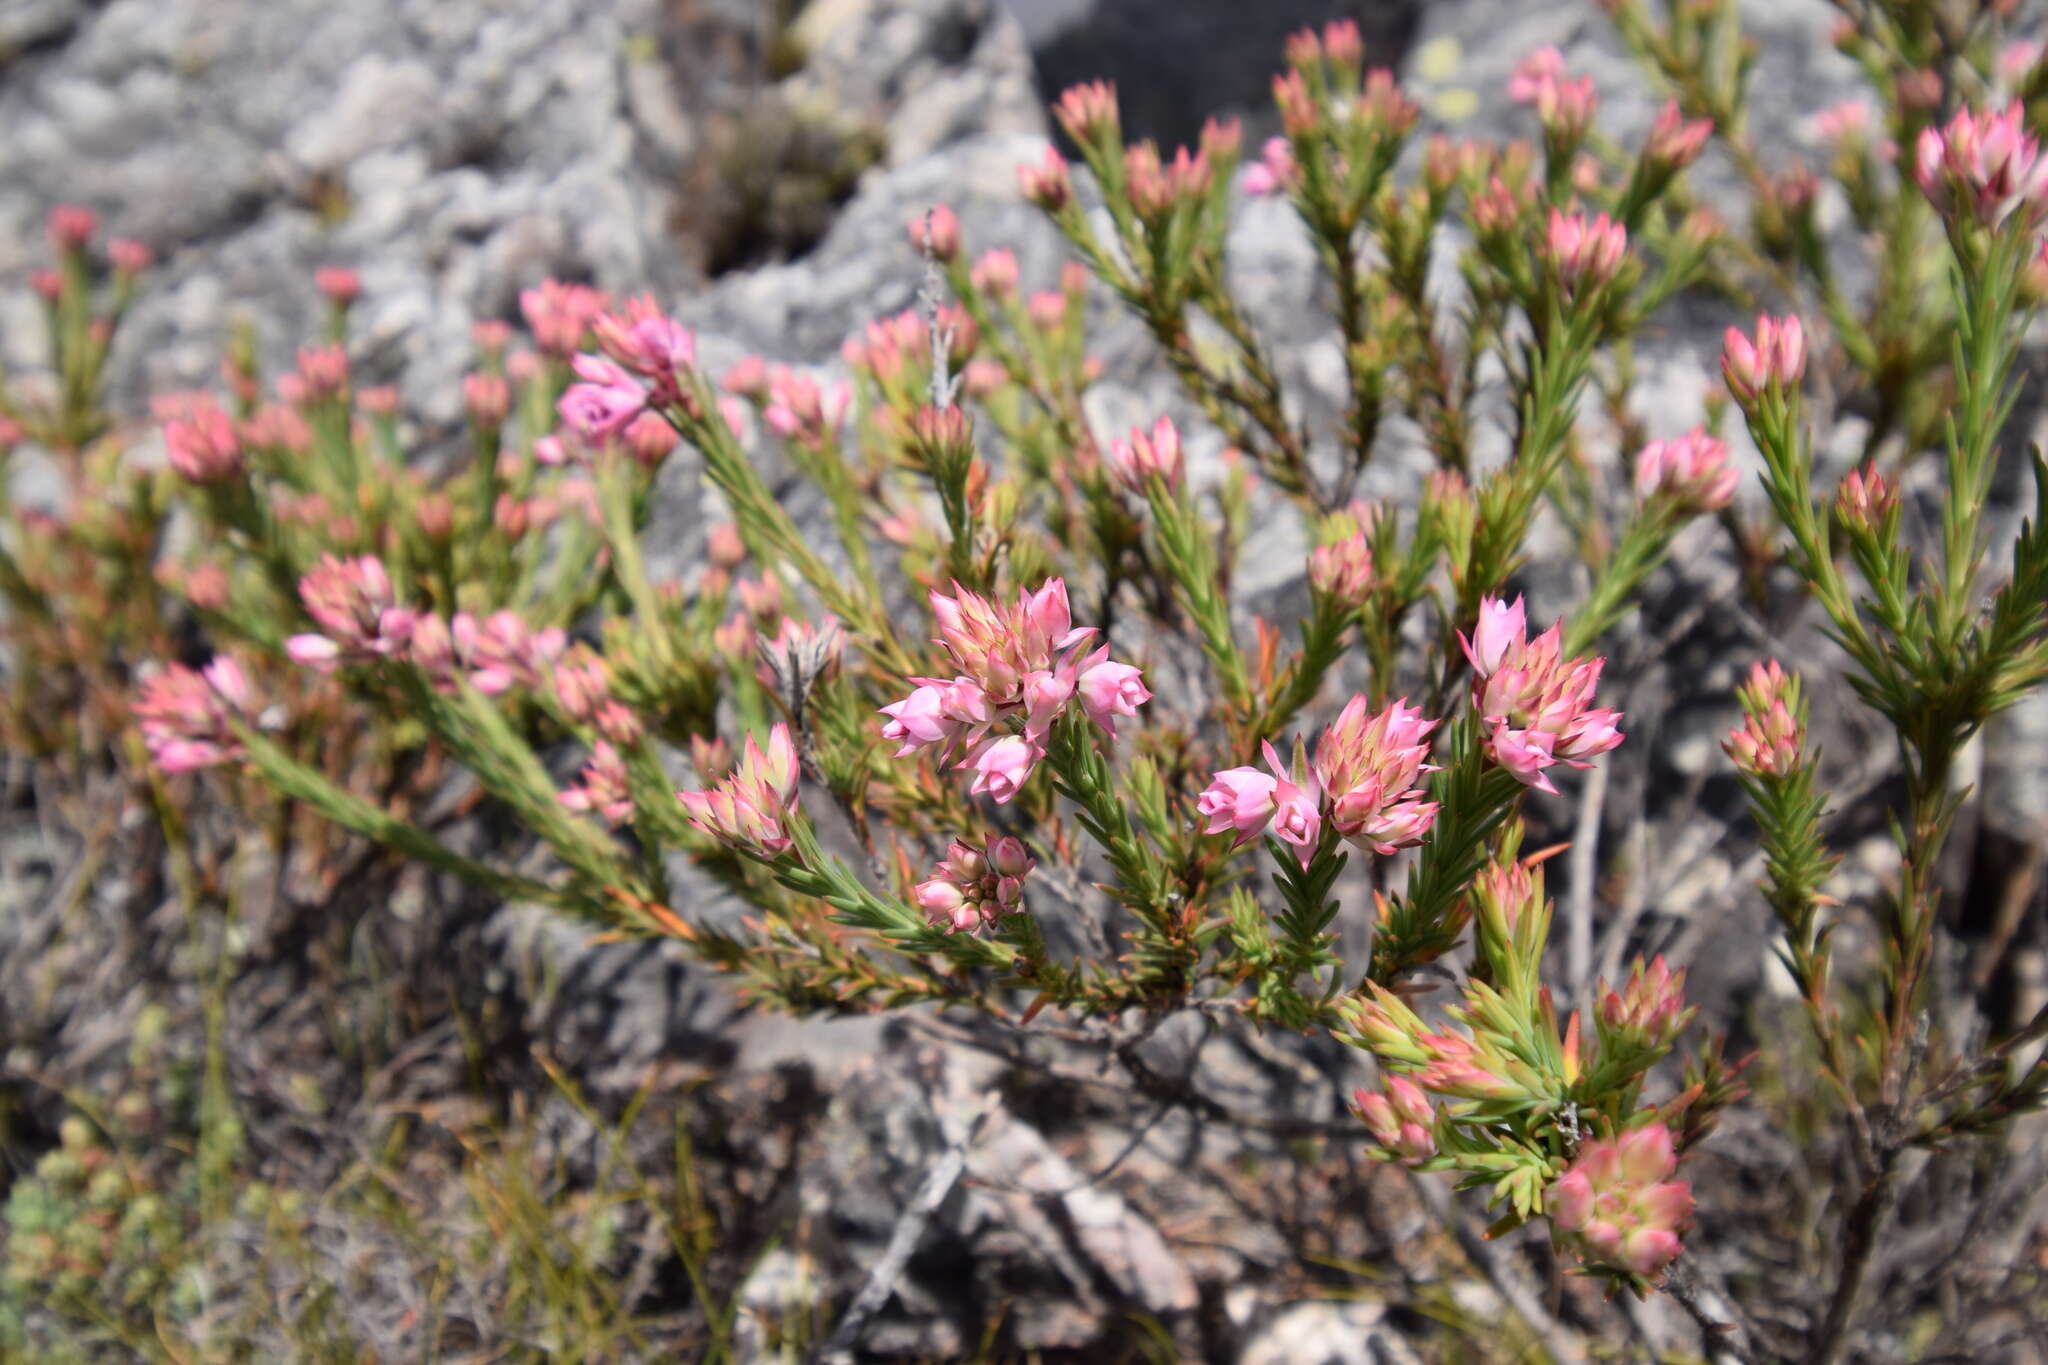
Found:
[1352,1076,1438,1165]
[591,296,696,401]
[453,610,564,696]
[1239,136,1299,198]
[109,237,152,274]
[1460,595,1526,678]
[966,734,1039,804]
[1309,530,1375,609]
[970,248,1019,298]
[557,353,648,442]
[1507,48,1565,104]
[1634,428,1737,512]
[314,266,361,307]
[909,204,960,261]
[158,394,243,483]
[521,279,608,357]
[1017,145,1073,210]
[915,835,1036,935]
[1549,1124,1692,1277]
[676,724,802,857]
[1914,101,2048,229]
[1645,99,1711,169]
[1053,80,1119,145]
[46,204,97,253]
[1721,314,1806,402]
[560,741,636,826]
[1543,209,1627,290]
[1314,695,1439,854]
[762,368,851,448]
[1265,741,1323,868]
[1108,416,1185,492]
[134,657,258,773]
[1597,955,1694,1050]
[1076,650,1151,739]
[1198,766,1281,846]
[1463,597,1623,794]
[290,554,415,670]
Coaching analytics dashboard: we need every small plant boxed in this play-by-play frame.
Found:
[1,3,2045,1358]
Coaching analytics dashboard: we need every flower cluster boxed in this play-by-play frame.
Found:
[1548,1124,1693,1276]
[913,836,1035,935]
[1913,101,2048,231]
[134,657,258,774]
[1462,597,1623,794]
[676,724,801,858]
[1722,659,1804,778]
[157,394,243,484]
[1597,955,1693,1051]
[1543,209,1627,292]
[559,741,635,826]
[1508,46,1597,142]
[1634,428,1737,513]
[285,555,417,672]
[555,299,698,444]
[879,579,1148,803]
[1721,314,1806,403]
[1351,1076,1439,1166]
[1199,696,1439,867]
[1108,417,1184,491]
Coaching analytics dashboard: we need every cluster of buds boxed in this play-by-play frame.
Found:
[1634,428,1737,514]
[1721,314,1806,403]
[1122,137,1221,221]
[1508,47,1597,145]
[878,579,1149,803]
[761,367,853,449]
[1351,1076,1439,1166]
[843,306,978,394]
[1644,99,1712,172]
[134,657,259,774]
[1597,955,1694,1051]
[156,393,243,484]
[1016,146,1073,211]
[907,204,961,261]
[1913,102,2048,232]
[1833,462,1898,536]
[285,555,417,672]
[552,646,643,744]
[1309,527,1375,610]
[1107,416,1184,492]
[1722,658,1805,778]
[590,296,696,404]
[912,836,1034,935]
[676,724,802,858]
[1541,209,1628,293]
[559,741,635,826]
[1198,696,1439,867]
[1548,1124,1693,1276]
[450,610,568,696]
[1462,597,1624,794]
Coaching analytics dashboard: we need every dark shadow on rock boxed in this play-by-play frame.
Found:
[1022,0,1422,150]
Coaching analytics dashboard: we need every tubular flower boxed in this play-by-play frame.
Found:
[1548,1124,1693,1277]
[880,579,1144,802]
[135,657,259,774]
[559,741,635,826]
[914,836,1035,935]
[1199,741,1323,868]
[286,555,416,672]
[1352,1076,1439,1165]
[677,724,802,858]
[1460,596,1623,795]
[1313,696,1440,854]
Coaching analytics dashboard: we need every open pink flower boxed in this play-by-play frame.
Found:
[966,735,1040,804]
[1914,101,2048,229]
[1076,650,1151,739]
[288,555,415,672]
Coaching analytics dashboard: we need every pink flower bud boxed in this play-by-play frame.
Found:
[966,735,1039,804]
[909,205,960,261]
[314,266,361,307]
[46,204,97,253]
[1108,416,1184,492]
[1721,314,1806,402]
[1634,428,1736,512]
[1017,145,1073,210]
[970,248,1019,299]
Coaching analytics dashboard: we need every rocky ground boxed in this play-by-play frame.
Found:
[1,0,2045,1360]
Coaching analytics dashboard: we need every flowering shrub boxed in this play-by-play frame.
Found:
[4,2,2046,1357]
